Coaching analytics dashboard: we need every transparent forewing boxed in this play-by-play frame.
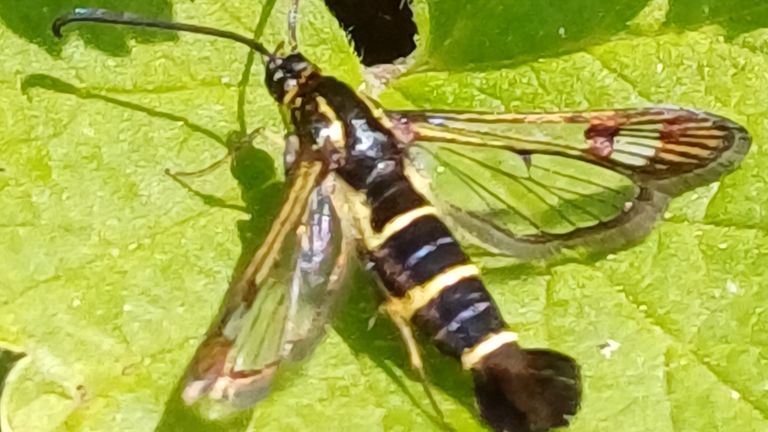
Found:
[183,161,347,408]
[226,176,345,386]
[391,108,750,196]
[394,108,750,259]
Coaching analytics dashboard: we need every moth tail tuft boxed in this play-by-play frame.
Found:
[471,343,581,432]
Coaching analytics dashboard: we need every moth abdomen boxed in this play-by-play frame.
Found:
[366,176,581,431]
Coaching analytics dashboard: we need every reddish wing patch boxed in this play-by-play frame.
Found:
[182,335,278,406]
[584,123,619,158]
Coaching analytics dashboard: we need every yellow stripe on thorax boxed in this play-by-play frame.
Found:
[236,161,322,289]
[364,205,438,251]
[314,96,346,151]
[460,330,519,370]
[385,264,480,321]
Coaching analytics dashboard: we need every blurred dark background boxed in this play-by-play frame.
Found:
[324,0,417,65]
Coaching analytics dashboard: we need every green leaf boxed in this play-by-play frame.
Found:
[1,1,766,432]
[666,0,768,35]
[421,0,651,69]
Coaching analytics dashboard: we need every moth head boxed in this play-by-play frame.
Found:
[265,53,319,104]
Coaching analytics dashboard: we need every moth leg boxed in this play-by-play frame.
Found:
[166,128,265,178]
[164,128,274,212]
[164,169,247,212]
[283,133,301,174]
[383,301,445,422]
[164,153,231,178]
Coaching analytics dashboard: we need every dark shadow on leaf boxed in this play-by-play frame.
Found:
[0,345,25,397]
[153,132,281,432]
[0,0,175,56]
[666,0,768,36]
[226,138,284,277]
[21,73,226,146]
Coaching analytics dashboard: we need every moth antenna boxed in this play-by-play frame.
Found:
[470,342,581,431]
[52,8,273,58]
[287,0,300,51]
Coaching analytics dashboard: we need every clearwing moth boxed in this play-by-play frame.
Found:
[52,6,749,431]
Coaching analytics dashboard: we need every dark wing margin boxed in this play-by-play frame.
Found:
[182,160,348,411]
[392,108,750,258]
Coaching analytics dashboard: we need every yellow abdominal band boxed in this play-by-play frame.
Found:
[461,330,520,370]
[365,206,439,251]
[386,264,481,322]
